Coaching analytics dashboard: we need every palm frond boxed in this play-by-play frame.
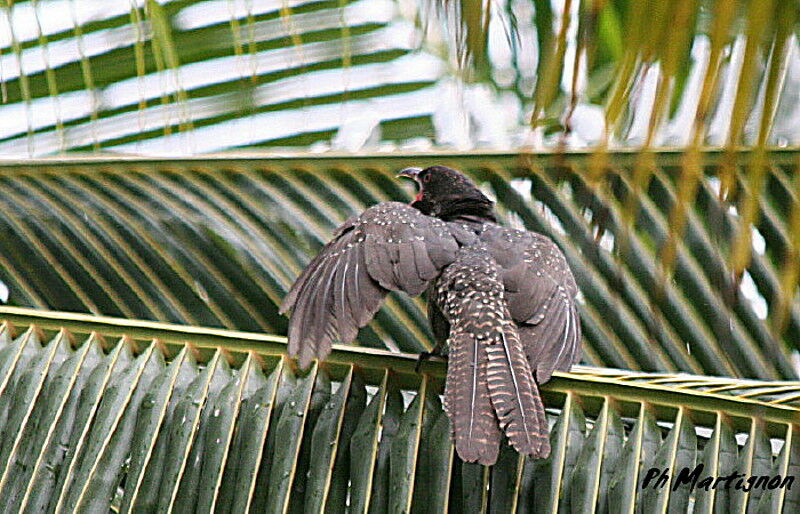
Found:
[1,306,799,511]
[0,0,439,154]
[0,152,797,379]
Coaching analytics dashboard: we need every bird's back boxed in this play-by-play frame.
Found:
[428,221,582,383]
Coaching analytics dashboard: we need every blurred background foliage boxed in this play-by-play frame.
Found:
[1,0,800,380]
[1,0,799,153]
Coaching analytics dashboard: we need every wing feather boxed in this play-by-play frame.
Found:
[481,226,582,383]
[411,239,438,281]
[281,202,465,368]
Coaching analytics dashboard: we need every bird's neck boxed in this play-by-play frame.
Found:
[413,195,497,223]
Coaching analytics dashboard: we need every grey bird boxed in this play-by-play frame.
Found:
[280,165,581,465]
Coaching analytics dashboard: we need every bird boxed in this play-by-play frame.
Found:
[280,165,581,465]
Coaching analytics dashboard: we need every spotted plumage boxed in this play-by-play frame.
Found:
[280,165,581,465]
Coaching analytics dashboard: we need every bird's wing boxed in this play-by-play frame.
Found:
[280,202,473,368]
[481,226,582,383]
[439,247,549,464]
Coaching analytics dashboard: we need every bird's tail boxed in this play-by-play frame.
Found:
[484,317,551,458]
[439,247,550,463]
[445,302,550,463]
[444,332,502,465]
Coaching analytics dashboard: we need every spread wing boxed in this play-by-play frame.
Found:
[481,226,582,383]
[280,202,473,368]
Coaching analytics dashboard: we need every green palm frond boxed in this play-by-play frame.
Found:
[0,152,798,379]
[6,0,797,154]
[436,0,800,148]
[4,1,800,510]
[0,0,438,154]
[1,306,799,512]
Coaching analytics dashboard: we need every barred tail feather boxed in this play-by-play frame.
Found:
[485,321,550,458]
[444,332,502,465]
[438,245,552,462]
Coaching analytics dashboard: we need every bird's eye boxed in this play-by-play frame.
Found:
[422,173,431,183]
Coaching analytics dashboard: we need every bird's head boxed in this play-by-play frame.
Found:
[398,165,496,222]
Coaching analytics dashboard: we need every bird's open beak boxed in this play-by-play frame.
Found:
[397,167,422,181]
